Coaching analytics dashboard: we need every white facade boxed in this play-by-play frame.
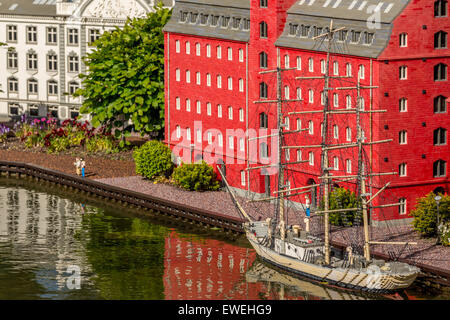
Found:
[0,0,173,121]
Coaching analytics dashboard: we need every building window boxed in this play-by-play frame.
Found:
[346,127,351,142]
[333,61,339,75]
[260,142,268,158]
[207,73,211,86]
[434,63,447,81]
[217,46,222,59]
[359,65,365,79]
[218,133,223,147]
[434,31,448,49]
[196,101,201,114]
[289,23,298,36]
[260,52,268,68]
[47,53,58,72]
[363,32,374,44]
[228,136,234,149]
[285,117,290,130]
[399,98,408,112]
[48,81,58,96]
[300,25,310,37]
[185,41,190,54]
[196,43,201,56]
[239,78,244,92]
[346,95,352,109]
[176,97,181,110]
[207,102,211,116]
[239,49,244,62]
[196,72,201,85]
[346,159,352,173]
[320,59,326,74]
[7,51,18,69]
[260,0,268,8]
[434,160,447,177]
[9,103,20,116]
[333,124,339,139]
[359,97,365,111]
[285,86,290,99]
[227,47,233,60]
[243,19,250,30]
[399,163,407,177]
[26,26,37,43]
[333,157,339,170]
[228,77,233,90]
[241,171,246,186]
[284,54,290,68]
[211,15,219,26]
[27,79,38,94]
[351,30,361,43]
[175,125,181,139]
[68,55,79,73]
[217,104,222,118]
[434,95,447,113]
[8,77,18,93]
[217,75,222,88]
[7,25,17,42]
[333,93,339,107]
[186,70,191,83]
[260,112,268,128]
[309,58,314,72]
[176,69,180,81]
[239,108,244,122]
[399,198,407,215]
[239,138,245,152]
[232,17,241,29]
[88,29,100,45]
[296,56,302,70]
[308,89,314,103]
[196,129,202,143]
[27,52,38,70]
[29,105,39,116]
[260,22,268,38]
[68,28,79,45]
[297,149,302,161]
[346,63,352,76]
[434,0,448,17]
[228,106,233,120]
[399,130,407,144]
[222,16,230,28]
[296,118,302,131]
[69,81,79,95]
[260,82,268,99]
[207,131,212,145]
[186,128,191,141]
[399,66,407,80]
[399,33,408,47]
[296,87,302,100]
[434,128,447,145]
[191,13,199,24]
[186,99,191,112]
[309,152,314,166]
[308,120,313,135]
[47,27,57,44]
[206,44,211,57]
[338,30,347,42]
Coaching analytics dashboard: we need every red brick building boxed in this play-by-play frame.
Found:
[163,0,449,224]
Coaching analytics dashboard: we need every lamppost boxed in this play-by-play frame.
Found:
[435,195,442,245]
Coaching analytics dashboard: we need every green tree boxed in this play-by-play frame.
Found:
[411,192,450,237]
[76,3,171,145]
[321,187,360,226]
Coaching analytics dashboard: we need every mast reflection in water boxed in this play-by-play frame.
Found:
[0,179,439,300]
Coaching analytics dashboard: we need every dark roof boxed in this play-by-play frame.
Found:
[276,0,411,58]
[163,0,251,42]
[0,0,57,16]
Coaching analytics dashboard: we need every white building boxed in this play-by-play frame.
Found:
[0,0,173,122]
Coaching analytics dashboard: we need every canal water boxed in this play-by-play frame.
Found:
[0,177,447,300]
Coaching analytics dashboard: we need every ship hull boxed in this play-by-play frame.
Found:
[246,231,419,293]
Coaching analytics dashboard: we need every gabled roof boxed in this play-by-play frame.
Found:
[163,0,251,42]
[0,0,57,16]
[276,0,411,58]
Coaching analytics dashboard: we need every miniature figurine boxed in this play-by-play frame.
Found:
[74,157,81,176]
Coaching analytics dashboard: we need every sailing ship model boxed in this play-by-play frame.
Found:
[219,21,420,293]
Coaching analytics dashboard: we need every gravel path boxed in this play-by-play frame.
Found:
[96,175,450,272]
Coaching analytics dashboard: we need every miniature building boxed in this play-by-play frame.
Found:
[0,0,174,122]
[164,0,449,224]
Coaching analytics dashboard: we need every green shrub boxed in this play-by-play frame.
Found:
[173,161,220,191]
[133,140,174,180]
[411,192,450,237]
[321,187,360,226]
